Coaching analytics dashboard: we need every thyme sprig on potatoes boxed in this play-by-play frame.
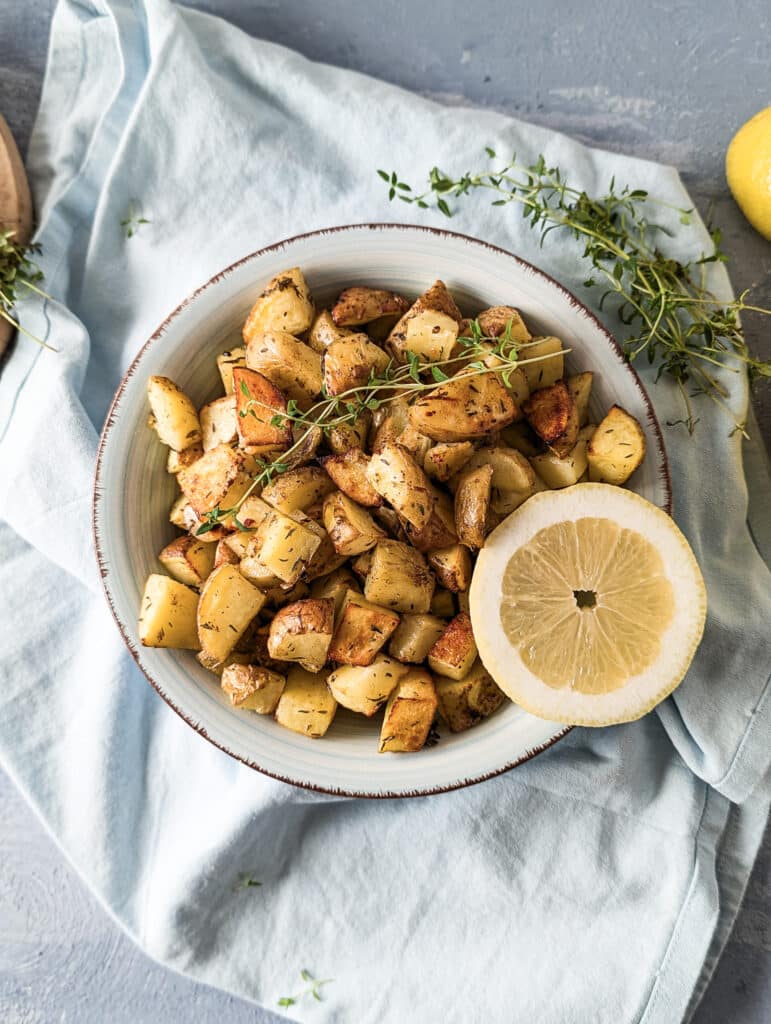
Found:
[380,154,771,436]
[196,322,569,535]
[0,228,56,351]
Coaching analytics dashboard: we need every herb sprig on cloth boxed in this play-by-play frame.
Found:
[379,154,771,436]
[0,228,55,351]
[277,969,333,1008]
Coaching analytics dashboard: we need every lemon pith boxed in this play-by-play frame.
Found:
[726,106,771,241]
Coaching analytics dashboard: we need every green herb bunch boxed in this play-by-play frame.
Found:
[379,155,771,436]
[0,228,55,351]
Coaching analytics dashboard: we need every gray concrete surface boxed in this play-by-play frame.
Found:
[0,2,768,1022]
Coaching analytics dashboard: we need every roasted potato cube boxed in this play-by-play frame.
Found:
[460,446,535,493]
[139,574,200,649]
[549,400,581,458]
[302,532,348,582]
[147,376,202,451]
[328,589,400,666]
[233,495,273,532]
[310,567,360,617]
[178,443,255,517]
[531,440,588,488]
[200,395,238,451]
[427,544,472,593]
[587,406,647,484]
[519,336,564,391]
[388,613,446,663]
[395,423,433,464]
[307,309,354,352]
[262,579,311,610]
[181,505,229,542]
[255,508,323,584]
[350,549,374,582]
[232,367,292,449]
[196,650,252,676]
[489,485,534,516]
[402,488,458,553]
[409,373,518,442]
[197,564,266,661]
[477,305,532,342]
[267,598,334,672]
[325,413,371,454]
[245,329,322,408]
[454,464,493,549]
[523,380,572,444]
[579,423,597,444]
[566,372,593,427]
[261,465,336,513]
[274,666,337,738]
[326,655,408,716]
[167,443,203,474]
[331,286,410,326]
[322,334,390,395]
[239,554,281,588]
[387,280,462,363]
[424,441,475,482]
[158,535,216,587]
[435,659,505,732]
[322,491,386,557]
[500,421,542,457]
[221,664,286,714]
[372,505,407,541]
[370,396,411,452]
[428,612,478,679]
[320,449,383,507]
[214,538,240,568]
[366,443,435,530]
[378,668,438,753]
[364,540,435,614]
[216,348,246,395]
[243,267,314,339]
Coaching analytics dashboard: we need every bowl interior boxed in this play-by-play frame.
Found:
[95,225,669,797]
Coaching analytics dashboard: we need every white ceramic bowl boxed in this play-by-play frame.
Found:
[94,224,670,797]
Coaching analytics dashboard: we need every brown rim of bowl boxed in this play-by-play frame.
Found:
[93,222,671,799]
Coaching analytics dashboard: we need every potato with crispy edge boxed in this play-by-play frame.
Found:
[255,508,323,585]
[331,286,410,326]
[322,491,387,557]
[232,367,292,450]
[177,443,254,518]
[267,598,334,672]
[243,267,314,340]
[200,395,237,451]
[326,413,371,455]
[167,443,202,475]
[430,588,456,618]
[366,443,435,530]
[197,564,266,661]
[388,613,446,664]
[307,309,355,352]
[158,535,216,588]
[328,589,400,666]
[378,668,438,753]
[139,574,200,649]
[531,440,588,488]
[245,329,322,408]
[197,650,253,676]
[566,372,593,427]
[326,655,408,716]
[261,465,336,513]
[523,380,573,445]
[147,376,202,451]
[587,405,647,484]
[428,544,472,593]
[409,372,518,442]
[454,464,493,550]
[477,305,532,343]
[322,334,390,395]
[302,532,348,583]
[428,612,478,680]
[435,659,505,732]
[221,664,286,714]
[387,280,463,364]
[320,449,383,508]
[216,348,246,395]
[402,489,458,553]
[370,396,411,452]
[310,566,359,617]
[459,446,535,493]
[364,539,435,614]
[214,538,240,568]
[274,666,337,738]
[423,441,474,483]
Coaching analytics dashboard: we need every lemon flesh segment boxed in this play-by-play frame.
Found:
[470,484,707,726]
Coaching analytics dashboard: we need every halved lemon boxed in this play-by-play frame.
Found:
[469,484,706,726]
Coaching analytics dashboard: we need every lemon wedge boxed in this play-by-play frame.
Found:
[726,106,771,240]
[469,484,706,726]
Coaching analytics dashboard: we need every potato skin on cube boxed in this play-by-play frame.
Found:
[402,490,458,553]
[328,590,400,666]
[322,335,390,395]
[245,329,322,408]
[267,598,335,673]
[242,267,314,339]
[232,366,292,449]
[197,564,266,661]
[428,544,472,593]
[274,666,337,738]
[435,659,505,732]
[320,449,383,508]
[408,373,518,442]
[177,442,255,518]
[454,464,493,550]
[387,280,463,364]
[158,535,216,588]
[307,309,354,352]
[378,668,438,753]
[331,286,410,326]
[366,443,435,530]
[326,655,408,716]
[147,376,202,451]
[428,612,478,680]
[139,574,200,650]
[388,613,447,664]
[323,491,386,557]
[364,540,435,614]
[476,305,532,343]
[221,664,286,714]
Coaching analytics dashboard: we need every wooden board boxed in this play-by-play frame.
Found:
[0,113,33,356]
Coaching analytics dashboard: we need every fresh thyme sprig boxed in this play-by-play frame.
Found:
[277,969,333,1008]
[0,228,56,351]
[120,201,151,239]
[379,153,771,436]
[196,322,568,535]
[234,874,262,891]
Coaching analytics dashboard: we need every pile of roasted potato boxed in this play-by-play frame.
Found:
[139,268,646,753]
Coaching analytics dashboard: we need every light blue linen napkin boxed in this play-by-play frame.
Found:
[1,2,769,1021]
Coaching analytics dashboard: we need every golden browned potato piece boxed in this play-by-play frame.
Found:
[366,443,435,530]
[197,564,267,661]
[476,305,532,343]
[216,348,246,394]
[566,372,593,427]
[326,655,408,716]
[328,590,400,666]
[326,413,371,455]
[435,660,506,732]
[167,443,203,475]
[378,668,438,753]
[430,588,456,618]
[523,379,573,445]
[196,650,253,676]
[232,367,292,449]
[322,491,387,557]
[261,465,336,513]
[402,489,458,553]
[428,612,478,680]
[267,598,335,672]
[423,441,475,483]
[587,405,647,484]
[364,539,435,614]
[243,267,314,340]
[255,509,324,584]
[519,336,565,391]
[369,396,411,452]
[387,280,463,364]
[221,664,286,714]
[213,538,240,568]
[427,544,472,593]
[274,666,337,737]
[393,423,432,464]
[200,395,237,451]
[388,613,447,663]
[530,440,589,489]
[322,335,390,395]
[349,548,374,582]
[409,372,518,442]
[459,446,535,493]
[331,286,410,326]
[245,329,322,408]
[158,535,216,588]
[302,532,348,583]
[177,442,255,518]
[307,309,355,352]
[310,567,360,617]
[320,449,383,508]
[147,376,202,451]
[139,574,201,649]
[454,464,493,550]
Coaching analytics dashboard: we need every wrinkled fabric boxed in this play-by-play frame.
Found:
[0,2,769,1022]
